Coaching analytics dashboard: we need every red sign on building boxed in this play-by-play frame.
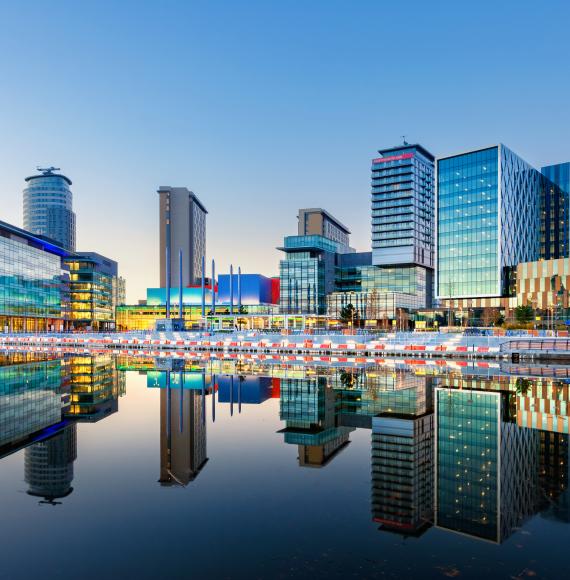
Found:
[372,153,414,164]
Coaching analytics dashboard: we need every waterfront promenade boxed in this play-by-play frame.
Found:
[3,330,568,361]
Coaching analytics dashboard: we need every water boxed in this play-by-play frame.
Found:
[1,352,569,579]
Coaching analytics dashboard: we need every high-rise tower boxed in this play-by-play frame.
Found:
[157,186,207,288]
[371,144,434,268]
[23,167,76,251]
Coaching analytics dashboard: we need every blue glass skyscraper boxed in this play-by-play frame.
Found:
[437,145,541,300]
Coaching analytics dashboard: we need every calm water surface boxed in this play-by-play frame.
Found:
[1,352,569,579]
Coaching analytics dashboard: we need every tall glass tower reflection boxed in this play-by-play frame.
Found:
[370,374,434,536]
[159,370,208,486]
[435,388,539,543]
[25,424,77,504]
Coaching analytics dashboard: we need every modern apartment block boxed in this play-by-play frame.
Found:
[23,167,76,252]
[436,145,543,303]
[372,144,435,269]
[158,186,207,288]
[297,208,350,247]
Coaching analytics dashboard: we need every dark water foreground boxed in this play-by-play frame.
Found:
[1,352,569,579]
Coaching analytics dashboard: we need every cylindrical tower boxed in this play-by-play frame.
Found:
[23,167,75,251]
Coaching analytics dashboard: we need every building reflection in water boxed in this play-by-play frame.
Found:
[279,376,354,467]
[25,423,77,504]
[435,388,539,543]
[0,352,124,505]
[157,364,208,487]
[2,350,570,538]
[372,414,433,536]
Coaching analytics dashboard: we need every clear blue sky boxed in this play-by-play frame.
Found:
[1,0,569,301]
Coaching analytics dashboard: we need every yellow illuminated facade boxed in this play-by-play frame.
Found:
[66,355,124,420]
[65,253,118,331]
[116,304,281,331]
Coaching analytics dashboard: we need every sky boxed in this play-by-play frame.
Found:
[0,0,569,302]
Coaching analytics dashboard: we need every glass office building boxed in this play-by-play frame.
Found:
[437,145,541,300]
[335,252,430,299]
[65,252,118,331]
[541,162,570,260]
[0,220,70,332]
[23,167,76,252]
[279,235,346,315]
[372,144,435,268]
[326,251,432,323]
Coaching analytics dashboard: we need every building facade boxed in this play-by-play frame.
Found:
[0,219,70,332]
[541,162,570,260]
[158,186,207,288]
[297,208,350,247]
[23,167,76,252]
[279,234,348,315]
[516,256,570,320]
[117,274,279,331]
[437,145,541,301]
[372,144,434,269]
[65,252,119,331]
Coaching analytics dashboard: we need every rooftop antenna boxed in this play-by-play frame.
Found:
[36,166,60,175]
[401,136,409,146]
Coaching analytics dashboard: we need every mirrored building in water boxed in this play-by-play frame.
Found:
[0,355,70,453]
[25,424,77,503]
[279,377,353,467]
[159,369,208,486]
[435,388,539,543]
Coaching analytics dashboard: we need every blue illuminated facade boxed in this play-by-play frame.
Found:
[146,274,275,307]
[437,145,541,299]
[0,219,71,332]
[147,286,214,306]
[0,356,69,452]
[217,376,273,404]
[217,273,274,305]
